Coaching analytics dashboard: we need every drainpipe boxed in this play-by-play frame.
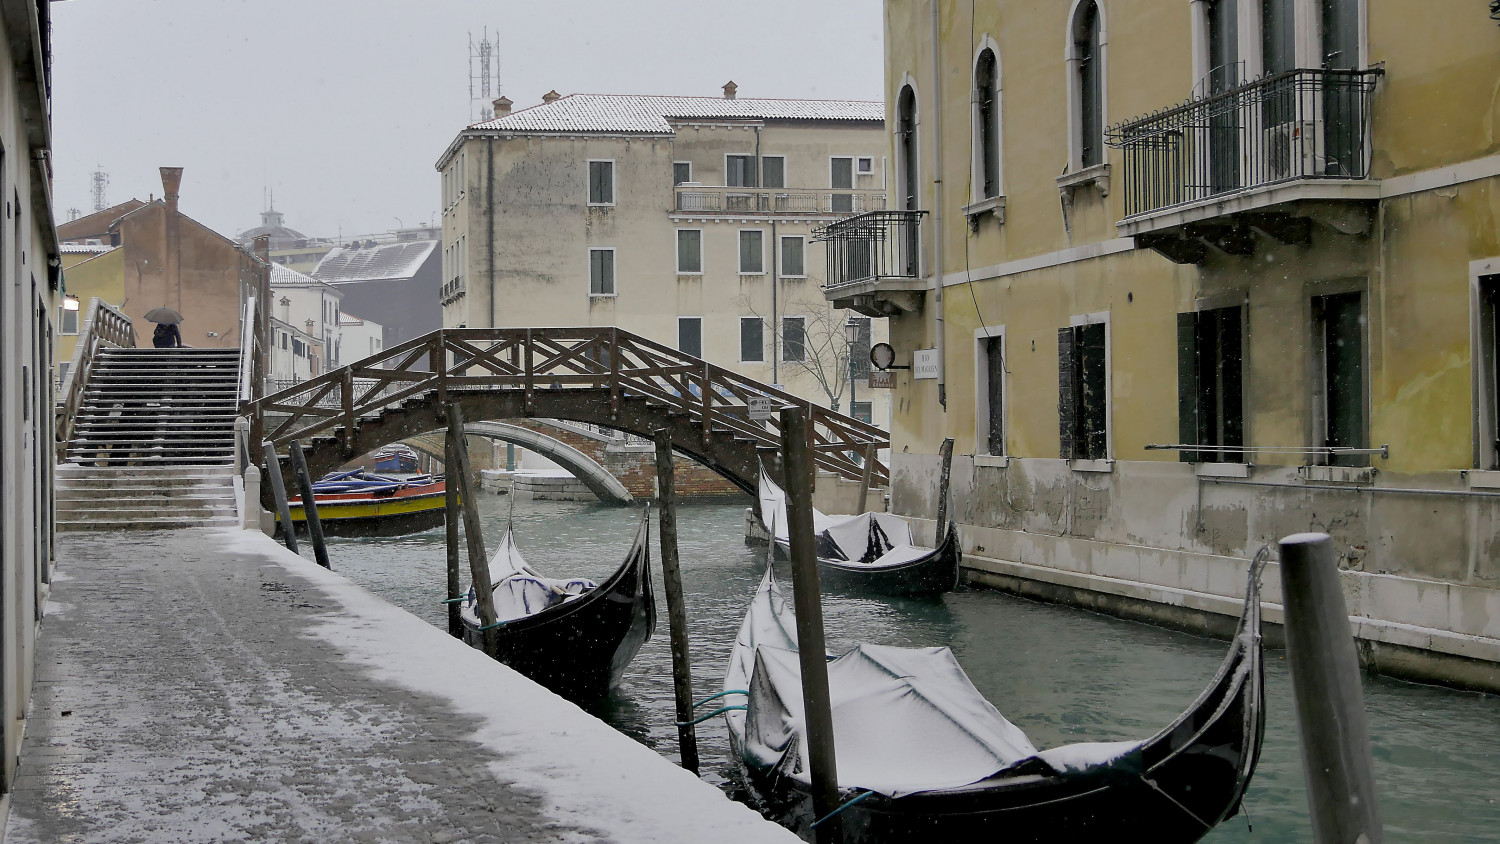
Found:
[771,219,779,386]
[930,1,947,409]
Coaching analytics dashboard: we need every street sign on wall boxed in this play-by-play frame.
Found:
[913,349,939,379]
[868,370,895,389]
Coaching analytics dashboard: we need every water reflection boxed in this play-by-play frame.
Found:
[316,495,1500,843]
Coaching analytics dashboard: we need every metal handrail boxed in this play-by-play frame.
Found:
[56,297,135,460]
[245,326,891,486]
[813,209,926,290]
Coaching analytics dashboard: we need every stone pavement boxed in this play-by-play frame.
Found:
[7,529,794,844]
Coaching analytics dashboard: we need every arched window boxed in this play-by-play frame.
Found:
[1070,0,1105,169]
[973,47,1002,200]
[897,84,919,212]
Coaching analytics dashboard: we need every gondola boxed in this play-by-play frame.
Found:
[459,508,656,702]
[758,468,960,596]
[720,548,1267,843]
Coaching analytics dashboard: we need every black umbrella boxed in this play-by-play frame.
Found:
[143,307,183,324]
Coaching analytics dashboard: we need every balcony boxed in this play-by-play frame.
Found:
[813,210,926,317]
[672,185,886,217]
[1108,68,1382,263]
[440,277,466,305]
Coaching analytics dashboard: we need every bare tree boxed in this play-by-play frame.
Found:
[739,295,857,411]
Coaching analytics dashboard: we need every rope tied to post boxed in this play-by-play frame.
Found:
[692,690,747,709]
[809,790,875,829]
[675,705,745,727]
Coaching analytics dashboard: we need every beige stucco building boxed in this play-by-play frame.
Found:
[827,0,1500,689]
[436,88,893,425]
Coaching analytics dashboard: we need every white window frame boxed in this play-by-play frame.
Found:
[738,228,766,276]
[970,36,1006,201]
[588,247,617,297]
[677,315,703,358]
[739,316,766,363]
[586,158,616,207]
[760,155,787,189]
[1472,256,1500,472]
[856,156,875,175]
[1068,310,1112,469]
[781,314,807,363]
[779,235,807,279]
[829,156,856,189]
[1064,0,1109,173]
[974,325,1006,459]
[676,228,704,275]
[59,307,78,336]
[673,160,693,185]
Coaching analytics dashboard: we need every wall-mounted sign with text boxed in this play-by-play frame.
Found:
[912,349,939,380]
[868,370,895,389]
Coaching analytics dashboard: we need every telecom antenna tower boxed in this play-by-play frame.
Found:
[90,166,109,212]
[469,27,500,122]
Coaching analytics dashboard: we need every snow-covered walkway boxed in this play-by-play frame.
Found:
[7,528,796,843]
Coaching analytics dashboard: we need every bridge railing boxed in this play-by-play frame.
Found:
[245,326,890,486]
[56,297,135,461]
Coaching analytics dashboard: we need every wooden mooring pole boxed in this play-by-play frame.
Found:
[448,404,498,646]
[286,440,330,569]
[1278,532,1383,844]
[856,442,876,514]
[653,429,700,775]
[444,426,463,638]
[933,437,954,541]
[780,406,841,844]
[262,440,297,554]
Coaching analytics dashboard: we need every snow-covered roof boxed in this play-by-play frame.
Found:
[61,242,115,255]
[312,240,437,284]
[469,94,883,136]
[270,262,337,292]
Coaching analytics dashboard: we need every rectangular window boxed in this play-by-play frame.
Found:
[739,230,764,274]
[849,317,872,378]
[1479,275,1500,469]
[678,317,702,359]
[60,308,78,335]
[831,156,855,213]
[782,316,806,362]
[1313,291,1366,466]
[589,248,616,296]
[781,236,805,277]
[740,317,764,362]
[856,156,874,175]
[676,229,702,274]
[761,156,786,189]
[1177,306,1244,463]
[588,160,614,205]
[1058,320,1109,461]
[851,401,873,424]
[673,161,692,185]
[982,335,1005,455]
[726,154,758,188]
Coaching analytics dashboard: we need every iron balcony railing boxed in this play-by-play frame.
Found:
[674,185,886,216]
[813,210,925,290]
[1107,68,1382,219]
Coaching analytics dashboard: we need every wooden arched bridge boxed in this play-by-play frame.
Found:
[244,327,889,495]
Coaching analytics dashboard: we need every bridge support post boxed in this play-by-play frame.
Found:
[444,426,463,638]
[287,440,331,570]
[653,429,699,775]
[780,406,840,844]
[263,440,297,554]
[448,403,499,645]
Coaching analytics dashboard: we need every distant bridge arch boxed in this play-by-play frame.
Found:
[248,327,888,497]
[402,421,633,505]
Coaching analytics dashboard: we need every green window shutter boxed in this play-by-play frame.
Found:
[1058,327,1077,459]
[1177,312,1200,463]
[1219,306,1245,459]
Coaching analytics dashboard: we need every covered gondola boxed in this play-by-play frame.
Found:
[758,468,959,596]
[459,509,656,702]
[721,551,1266,843]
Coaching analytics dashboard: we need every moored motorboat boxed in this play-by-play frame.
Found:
[721,552,1267,842]
[372,443,420,474]
[284,469,446,537]
[459,508,656,702]
[758,468,959,596]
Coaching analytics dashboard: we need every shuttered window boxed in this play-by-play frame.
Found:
[589,248,615,296]
[762,156,786,189]
[673,162,692,185]
[849,317,872,378]
[984,336,1004,456]
[727,155,757,188]
[780,236,805,277]
[1076,1,1104,168]
[739,230,764,274]
[1481,276,1500,470]
[740,317,764,362]
[1314,292,1366,466]
[782,317,806,362]
[588,160,614,205]
[1177,307,1245,463]
[678,317,702,359]
[676,230,702,274]
[1058,322,1108,460]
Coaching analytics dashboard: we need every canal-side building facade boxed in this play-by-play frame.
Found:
[1,0,61,803]
[828,1,1500,689]
[435,89,893,425]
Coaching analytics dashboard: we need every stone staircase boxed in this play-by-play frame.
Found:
[58,347,241,530]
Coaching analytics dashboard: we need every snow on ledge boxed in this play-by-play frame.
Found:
[218,528,797,844]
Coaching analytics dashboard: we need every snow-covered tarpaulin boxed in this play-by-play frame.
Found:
[460,529,596,625]
[724,568,1142,798]
[757,470,914,564]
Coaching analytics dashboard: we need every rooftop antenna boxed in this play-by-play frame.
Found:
[468,27,500,122]
[89,166,109,212]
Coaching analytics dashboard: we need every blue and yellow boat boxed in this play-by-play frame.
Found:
[284,469,446,537]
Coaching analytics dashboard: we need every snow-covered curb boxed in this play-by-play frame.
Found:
[218,529,797,843]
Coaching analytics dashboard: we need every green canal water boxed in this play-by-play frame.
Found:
[310,495,1500,843]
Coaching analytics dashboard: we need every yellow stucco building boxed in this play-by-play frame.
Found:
[825,0,1500,689]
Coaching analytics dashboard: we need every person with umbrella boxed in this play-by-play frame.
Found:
[146,307,184,348]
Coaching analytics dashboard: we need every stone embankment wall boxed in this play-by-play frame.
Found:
[509,420,744,499]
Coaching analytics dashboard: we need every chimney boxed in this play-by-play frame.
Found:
[542,90,561,104]
[722,80,737,100]
[492,96,513,117]
[160,167,184,313]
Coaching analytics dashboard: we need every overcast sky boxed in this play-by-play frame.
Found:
[50,0,884,241]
